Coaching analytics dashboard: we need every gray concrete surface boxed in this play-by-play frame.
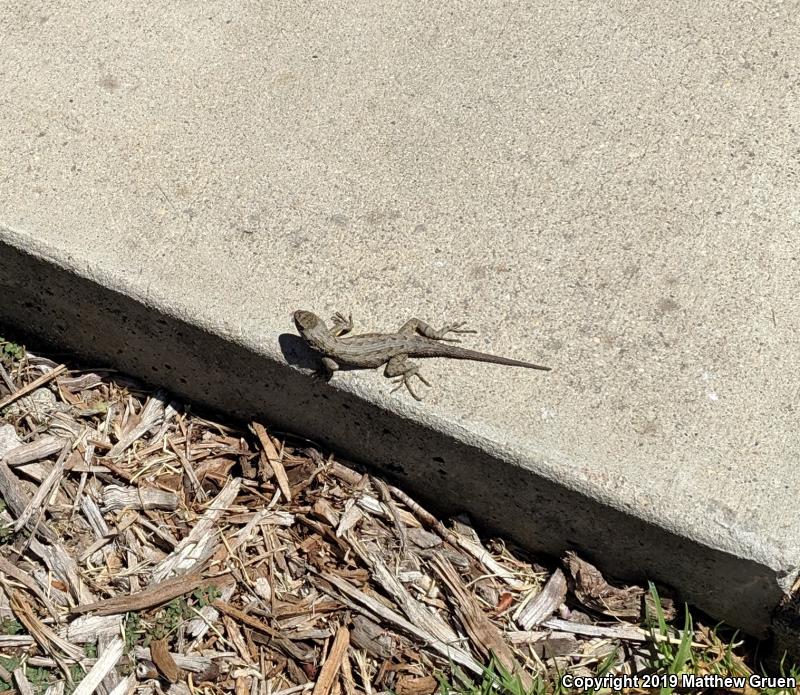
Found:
[1,1,798,637]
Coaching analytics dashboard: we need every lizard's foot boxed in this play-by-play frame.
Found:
[397,318,477,342]
[384,355,430,400]
[311,367,333,383]
[389,372,430,401]
[329,312,353,337]
[313,356,339,382]
[431,321,478,343]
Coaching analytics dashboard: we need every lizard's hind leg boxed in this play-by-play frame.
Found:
[397,318,477,343]
[384,354,430,401]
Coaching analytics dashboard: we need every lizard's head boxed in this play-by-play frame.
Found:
[293,310,321,336]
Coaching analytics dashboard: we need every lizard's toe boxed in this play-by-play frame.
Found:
[415,372,432,387]
[404,380,424,400]
[447,322,477,334]
[389,375,426,400]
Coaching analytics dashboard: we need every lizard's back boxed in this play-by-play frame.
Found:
[332,332,422,367]
[333,333,549,370]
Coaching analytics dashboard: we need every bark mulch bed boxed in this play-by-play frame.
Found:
[0,342,754,694]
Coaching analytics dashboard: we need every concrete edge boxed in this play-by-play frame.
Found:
[0,226,792,637]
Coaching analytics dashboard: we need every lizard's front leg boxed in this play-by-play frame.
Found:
[316,356,340,381]
[384,354,431,401]
[397,318,477,343]
[329,312,354,337]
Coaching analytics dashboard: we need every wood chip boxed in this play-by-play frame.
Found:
[251,422,291,502]
[515,567,567,629]
[212,599,312,660]
[71,637,124,695]
[14,668,36,695]
[563,551,643,619]
[2,435,66,467]
[10,591,85,662]
[0,555,60,619]
[64,615,123,643]
[14,441,70,531]
[395,675,438,695]
[133,647,223,674]
[313,569,483,676]
[433,556,532,691]
[311,625,349,695]
[106,391,167,458]
[151,477,240,581]
[70,567,210,616]
[102,485,179,512]
[151,638,181,683]
[0,458,59,541]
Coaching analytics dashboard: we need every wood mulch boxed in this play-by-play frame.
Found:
[0,344,722,695]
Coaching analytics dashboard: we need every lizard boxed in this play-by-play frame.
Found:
[292,309,550,400]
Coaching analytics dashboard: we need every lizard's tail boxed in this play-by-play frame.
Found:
[413,344,551,371]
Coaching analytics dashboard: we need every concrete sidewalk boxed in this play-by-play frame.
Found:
[1,2,799,637]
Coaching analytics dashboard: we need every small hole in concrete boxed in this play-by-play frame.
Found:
[432,456,444,463]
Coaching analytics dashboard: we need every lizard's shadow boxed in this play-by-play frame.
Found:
[278,334,362,373]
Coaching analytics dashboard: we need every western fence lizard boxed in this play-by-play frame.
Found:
[293,310,550,400]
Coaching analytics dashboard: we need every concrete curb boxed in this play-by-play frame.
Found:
[0,227,791,637]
